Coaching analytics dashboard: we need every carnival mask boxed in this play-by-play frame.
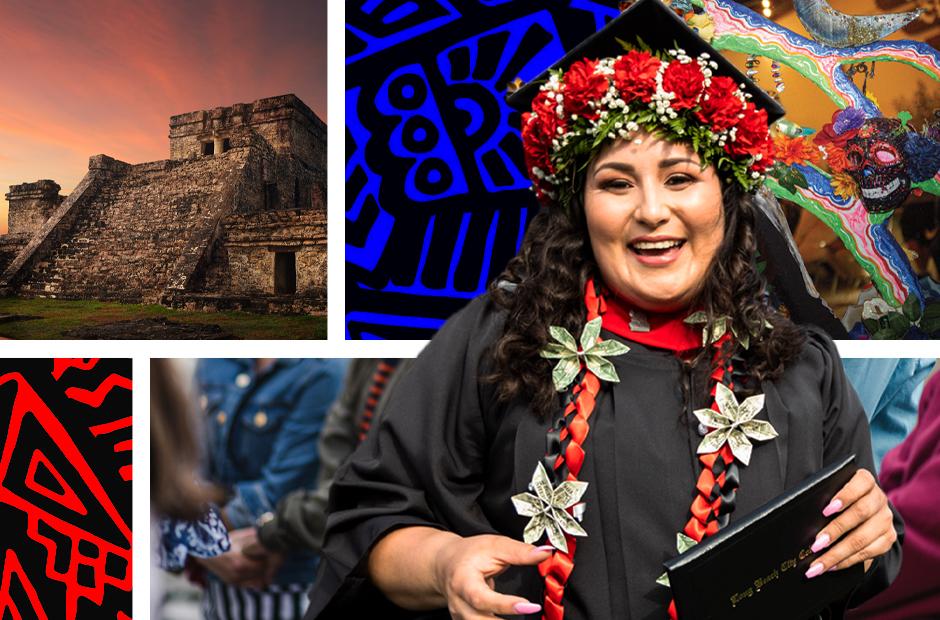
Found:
[844,118,912,213]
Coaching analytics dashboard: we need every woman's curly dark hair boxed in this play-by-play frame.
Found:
[487,178,806,417]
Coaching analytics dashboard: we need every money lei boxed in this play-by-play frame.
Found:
[539,316,630,391]
[511,462,589,554]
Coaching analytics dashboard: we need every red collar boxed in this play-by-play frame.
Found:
[585,279,702,353]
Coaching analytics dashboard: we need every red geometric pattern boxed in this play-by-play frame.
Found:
[51,360,101,381]
[0,359,131,620]
[0,549,50,620]
[64,374,133,408]
[25,449,87,515]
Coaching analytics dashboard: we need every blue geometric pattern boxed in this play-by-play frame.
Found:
[438,12,564,194]
[346,1,622,339]
[378,64,470,202]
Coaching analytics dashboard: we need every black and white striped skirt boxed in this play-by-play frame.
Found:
[203,580,309,620]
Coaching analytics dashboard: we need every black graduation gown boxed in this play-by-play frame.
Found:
[307,295,903,619]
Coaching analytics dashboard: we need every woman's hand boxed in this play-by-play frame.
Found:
[194,527,281,588]
[368,527,551,619]
[193,550,269,588]
[432,534,552,619]
[231,527,284,585]
[805,469,896,579]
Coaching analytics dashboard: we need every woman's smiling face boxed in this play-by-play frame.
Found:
[583,132,725,312]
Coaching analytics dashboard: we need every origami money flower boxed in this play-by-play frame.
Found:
[657,532,699,587]
[539,317,630,391]
[693,383,777,466]
[684,311,731,347]
[512,462,588,553]
[684,311,773,349]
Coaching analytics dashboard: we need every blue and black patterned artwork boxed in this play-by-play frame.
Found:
[346,0,621,339]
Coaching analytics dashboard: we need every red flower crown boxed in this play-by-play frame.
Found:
[520,47,775,207]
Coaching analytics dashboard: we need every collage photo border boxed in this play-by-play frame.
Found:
[0,2,937,619]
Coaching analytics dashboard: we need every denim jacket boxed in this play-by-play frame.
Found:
[197,358,347,584]
[843,358,932,470]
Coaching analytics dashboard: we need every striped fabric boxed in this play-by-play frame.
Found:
[357,359,400,442]
[202,580,309,620]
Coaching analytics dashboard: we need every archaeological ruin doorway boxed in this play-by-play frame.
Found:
[274,251,297,294]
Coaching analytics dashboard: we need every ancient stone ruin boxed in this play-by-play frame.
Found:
[0,94,326,313]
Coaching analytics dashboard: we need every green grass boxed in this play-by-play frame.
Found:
[0,297,326,339]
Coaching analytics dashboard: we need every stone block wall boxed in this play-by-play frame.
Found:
[247,95,326,171]
[12,150,251,302]
[227,246,276,293]
[169,95,325,214]
[168,94,325,172]
[296,245,327,292]
[229,131,273,214]
[4,180,63,235]
[202,208,327,296]
[219,245,326,296]
[1,155,131,292]
[261,156,323,213]
[2,95,326,313]
[0,236,31,273]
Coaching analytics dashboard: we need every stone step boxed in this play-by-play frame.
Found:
[19,185,230,296]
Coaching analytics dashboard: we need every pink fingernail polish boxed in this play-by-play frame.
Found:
[805,563,824,579]
[513,602,542,614]
[811,533,830,553]
[822,499,843,517]
[535,545,555,553]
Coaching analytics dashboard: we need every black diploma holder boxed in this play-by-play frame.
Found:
[664,455,865,620]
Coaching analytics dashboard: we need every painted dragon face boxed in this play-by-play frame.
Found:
[845,118,912,213]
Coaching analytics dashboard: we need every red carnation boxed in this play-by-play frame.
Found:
[662,60,704,110]
[725,102,770,158]
[695,76,743,131]
[563,58,609,120]
[531,90,566,141]
[750,135,775,173]
[814,123,858,149]
[814,110,859,148]
[612,50,660,103]
[521,114,556,203]
[521,112,555,177]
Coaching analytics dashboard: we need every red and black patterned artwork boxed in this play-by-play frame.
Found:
[0,359,131,620]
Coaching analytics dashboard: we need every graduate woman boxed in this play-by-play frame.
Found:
[309,2,901,618]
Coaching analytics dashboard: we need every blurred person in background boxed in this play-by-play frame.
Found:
[843,359,933,470]
[152,359,230,619]
[229,359,412,559]
[848,361,940,620]
[192,358,346,620]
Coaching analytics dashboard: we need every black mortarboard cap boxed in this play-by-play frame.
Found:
[506,0,785,124]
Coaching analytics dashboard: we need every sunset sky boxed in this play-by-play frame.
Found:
[0,0,327,233]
